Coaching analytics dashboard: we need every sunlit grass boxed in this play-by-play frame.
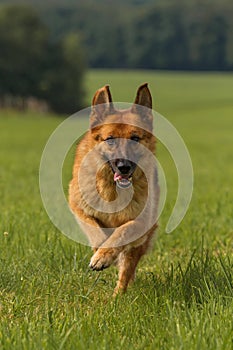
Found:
[0,70,232,349]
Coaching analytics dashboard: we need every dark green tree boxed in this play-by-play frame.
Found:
[39,33,86,114]
[199,15,228,70]
[0,4,86,113]
[127,5,189,70]
[0,4,48,97]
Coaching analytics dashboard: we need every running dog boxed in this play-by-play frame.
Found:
[69,83,159,295]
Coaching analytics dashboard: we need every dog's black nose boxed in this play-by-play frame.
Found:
[118,165,131,174]
[116,160,131,175]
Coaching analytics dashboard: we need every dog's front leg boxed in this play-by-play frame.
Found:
[70,207,109,248]
[89,220,147,271]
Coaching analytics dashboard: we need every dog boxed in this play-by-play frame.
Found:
[69,83,159,295]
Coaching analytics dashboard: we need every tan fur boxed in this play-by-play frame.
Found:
[69,84,159,295]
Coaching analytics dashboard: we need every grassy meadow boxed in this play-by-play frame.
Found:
[0,70,233,349]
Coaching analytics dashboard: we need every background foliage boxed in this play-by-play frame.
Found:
[0,4,86,113]
[2,0,232,71]
[0,0,233,113]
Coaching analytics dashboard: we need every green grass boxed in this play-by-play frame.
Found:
[0,70,233,349]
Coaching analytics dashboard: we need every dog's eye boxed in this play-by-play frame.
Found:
[105,137,116,146]
[131,135,140,142]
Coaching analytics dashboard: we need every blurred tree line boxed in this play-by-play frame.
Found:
[0,4,85,113]
[0,0,232,113]
[35,0,233,71]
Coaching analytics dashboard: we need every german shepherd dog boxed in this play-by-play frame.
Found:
[69,83,159,295]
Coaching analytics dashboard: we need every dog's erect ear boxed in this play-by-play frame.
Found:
[132,83,153,129]
[92,84,112,106]
[90,85,113,128]
[134,83,152,109]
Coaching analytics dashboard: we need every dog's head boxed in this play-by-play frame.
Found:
[90,84,155,189]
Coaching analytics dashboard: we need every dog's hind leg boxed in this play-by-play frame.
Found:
[113,228,156,296]
[113,246,145,296]
[114,247,148,295]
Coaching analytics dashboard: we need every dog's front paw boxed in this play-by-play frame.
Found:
[89,248,119,271]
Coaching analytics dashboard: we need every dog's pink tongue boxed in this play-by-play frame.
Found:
[114,173,122,182]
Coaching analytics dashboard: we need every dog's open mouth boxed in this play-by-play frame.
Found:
[114,173,132,189]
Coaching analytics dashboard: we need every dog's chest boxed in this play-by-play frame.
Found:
[88,190,147,228]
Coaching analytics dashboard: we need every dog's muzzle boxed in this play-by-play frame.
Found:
[110,159,136,189]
